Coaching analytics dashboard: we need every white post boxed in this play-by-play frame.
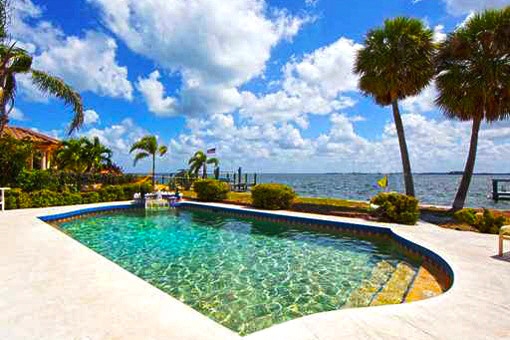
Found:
[0,188,10,212]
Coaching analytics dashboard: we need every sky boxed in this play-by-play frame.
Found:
[9,0,510,173]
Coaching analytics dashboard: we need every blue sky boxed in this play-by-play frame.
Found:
[10,0,510,173]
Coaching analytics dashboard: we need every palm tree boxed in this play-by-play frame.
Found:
[56,138,88,172]
[130,135,167,188]
[435,8,510,211]
[188,150,219,179]
[83,137,112,172]
[0,1,83,134]
[354,17,435,197]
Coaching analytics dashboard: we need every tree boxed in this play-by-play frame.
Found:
[130,135,167,189]
[0,135,33,186]
[435,7,510,210]
[188,150,219,179]
[0,0,83,134]
[354,17,435,197]
[55,138,89,173]
[55,137,112,173]
[83,137,112,172]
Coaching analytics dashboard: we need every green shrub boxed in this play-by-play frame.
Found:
[474,209,505,234]
[62,192,83,205]
[17,169,60,192]
[5,188,32,209]
[370,192,420,225]
[193,179,230,202]
[99,186,125,202]
[251,183,296,210]
[29,189,61,208]
[81,191,100,204]
[454,208,477,225]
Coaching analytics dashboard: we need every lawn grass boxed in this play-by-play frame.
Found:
[182,189,510,231]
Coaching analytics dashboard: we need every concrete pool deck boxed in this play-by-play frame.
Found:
[1,201,509,339]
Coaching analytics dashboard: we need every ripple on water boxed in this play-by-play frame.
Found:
[58,209,421,335]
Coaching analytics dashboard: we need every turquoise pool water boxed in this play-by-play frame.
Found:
[56,209,421,334]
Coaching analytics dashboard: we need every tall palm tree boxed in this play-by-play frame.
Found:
[436,8,510,210]
[354,17,435,197]
[83,136,112,172]
[130,135,167,188]
[0,1,83,134]
[188,150,219,179]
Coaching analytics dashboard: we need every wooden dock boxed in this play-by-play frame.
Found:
[492,179,510,201]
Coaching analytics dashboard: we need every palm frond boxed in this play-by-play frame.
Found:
[130,135,157,154]
[133,152,150,166]
[30,69,84,134]
[354,17,435,105]
[206,157,219,167]
[159,145,168,156]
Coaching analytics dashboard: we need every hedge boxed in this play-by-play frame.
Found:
[15,169,140,192]
[251,183,296,210]
[193,179,230,202]
[370,192,420,225]
[4,182,152,210]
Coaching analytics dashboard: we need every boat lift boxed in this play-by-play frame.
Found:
[492,179,510,201]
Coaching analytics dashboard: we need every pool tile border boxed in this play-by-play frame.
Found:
[39,201,453,294]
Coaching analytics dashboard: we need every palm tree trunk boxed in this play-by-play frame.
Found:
[152,153,156,190]
[391,100,415,197]
[0,98,7,134]
[452,117,481,211]
[202,163,207,179]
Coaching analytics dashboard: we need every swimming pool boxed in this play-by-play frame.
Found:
[50,205,449,335]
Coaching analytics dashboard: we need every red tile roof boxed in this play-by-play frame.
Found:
[1,126,61,145]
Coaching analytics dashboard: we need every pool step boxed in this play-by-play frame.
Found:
[370,261,416,306]
[404,266,443,302]
[344,260,395,308]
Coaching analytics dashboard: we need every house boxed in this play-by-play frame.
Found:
[1,126,61,170]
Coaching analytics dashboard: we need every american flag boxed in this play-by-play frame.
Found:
[206,147,216,155]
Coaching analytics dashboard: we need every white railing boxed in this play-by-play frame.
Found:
[0,187,10,212]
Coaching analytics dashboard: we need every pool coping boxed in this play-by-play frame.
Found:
[1,201,509,339]
[40,201,453,292]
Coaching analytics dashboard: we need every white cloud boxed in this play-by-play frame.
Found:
[401,82,438,113]
[12,0,133,101]
[433,24,447,43]
[240,37,361,126]
[10,108,26,121]
[442,0,508,16]
[136,71,177,116]
[83,109,100,125]
[82,118,148,155]
[305,0,319,7]
[164,112,510,174]
[89,0,311,116]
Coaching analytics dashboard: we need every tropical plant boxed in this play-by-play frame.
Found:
[354,17,435,197]
[55,137,112,173]
[0,1,83,134]
[83,136,112,172]
[55,138,88,172]
[188,150,219,178]
[0,135,33,186]
[435,8,510,210]
[130,135,167,188]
